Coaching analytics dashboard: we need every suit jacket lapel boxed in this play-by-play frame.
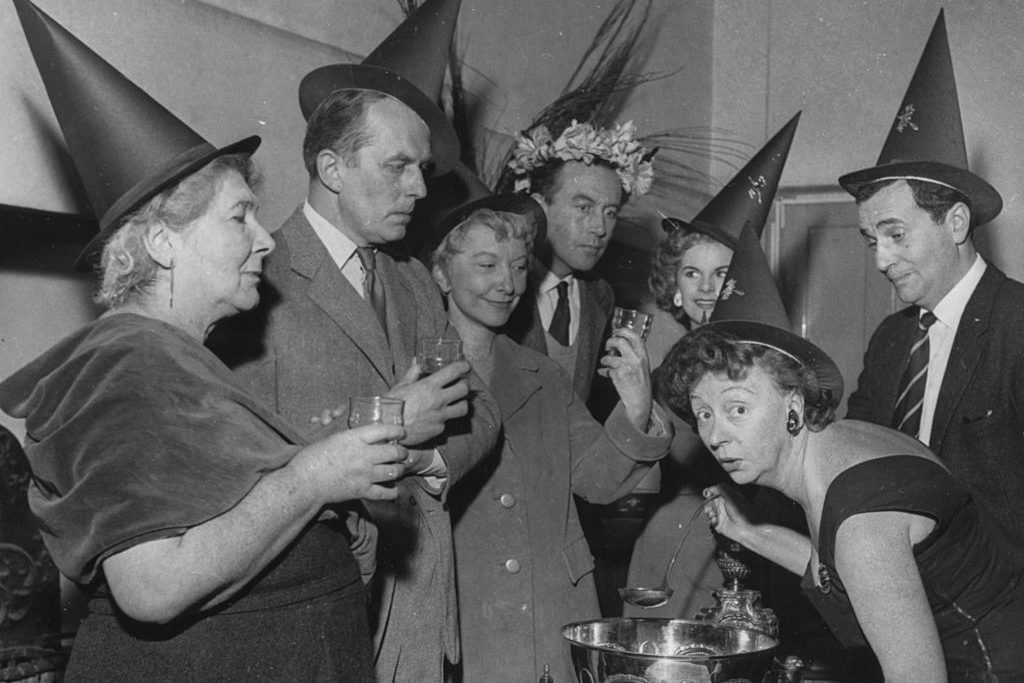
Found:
[377,253,416,370]
[575,279,608,394]
[929,267,1001,448]
[491,336,542,422]
[282,210,394,382]
[881,308,922,424]
[507,279,548,355]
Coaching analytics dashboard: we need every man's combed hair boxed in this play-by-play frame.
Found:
[302,89,389,177]
[529,156,627,204]
[855,178,972,228]
[658,326,838,431]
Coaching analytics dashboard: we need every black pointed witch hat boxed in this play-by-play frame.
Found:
[298,0,461,175]
[12,0,260,272]
[838,10,1001,226]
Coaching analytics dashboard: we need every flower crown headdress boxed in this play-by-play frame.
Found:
[508,119,655,197]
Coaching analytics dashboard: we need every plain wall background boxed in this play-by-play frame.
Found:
[4,0,1024,440]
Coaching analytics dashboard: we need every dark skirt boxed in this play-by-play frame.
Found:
[66,583,374,682]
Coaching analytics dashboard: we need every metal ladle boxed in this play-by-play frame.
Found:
[618,494,720,609]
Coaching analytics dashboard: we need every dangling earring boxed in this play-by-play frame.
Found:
[673,290,683,308]
[168,260,175,309]
[786,409,802,436]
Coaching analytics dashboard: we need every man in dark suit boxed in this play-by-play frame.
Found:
[211,1,500,680]
[504,121,654,407]
[841,11,1024,561]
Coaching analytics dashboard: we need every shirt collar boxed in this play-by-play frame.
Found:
[533,262,575,295]
[303,200,358,270]
[931,255,986,328]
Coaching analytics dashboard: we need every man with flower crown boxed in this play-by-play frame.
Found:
[505,119,654,407]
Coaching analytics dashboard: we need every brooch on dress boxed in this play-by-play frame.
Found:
[817,564,833,595]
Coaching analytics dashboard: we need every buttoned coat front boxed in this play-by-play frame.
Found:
[450,335,668,683]
[846,264,1024,563]
[211,208,500,682]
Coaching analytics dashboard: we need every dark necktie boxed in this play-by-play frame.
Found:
[355,247,388,340]
[891,310,937,439]
[549,281,570,346]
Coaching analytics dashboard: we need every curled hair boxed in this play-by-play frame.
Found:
[649,228,728,327]
[302,89,389,177]
[658,326,838,431]
[855,178,972,228]
[529,157,627,205]
[94,154,258,309]
[428,208,535,276]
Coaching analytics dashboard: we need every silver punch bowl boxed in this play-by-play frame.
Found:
[562,618,779,683]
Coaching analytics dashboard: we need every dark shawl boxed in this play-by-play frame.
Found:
[0,313,305,585]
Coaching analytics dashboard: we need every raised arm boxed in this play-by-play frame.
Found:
[103,424,406,624]
[599,326,653,430]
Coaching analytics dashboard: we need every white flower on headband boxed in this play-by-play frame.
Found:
[508,119,655,197]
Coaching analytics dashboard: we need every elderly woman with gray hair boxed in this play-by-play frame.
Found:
[0,3,402,679]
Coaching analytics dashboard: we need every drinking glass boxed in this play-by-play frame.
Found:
[417,338,464,375]
[611,307,653,340]
[347,396,405,429]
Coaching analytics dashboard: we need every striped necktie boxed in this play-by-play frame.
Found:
[891,310,937,439]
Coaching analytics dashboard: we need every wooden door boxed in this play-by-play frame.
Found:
[767,190,900,416]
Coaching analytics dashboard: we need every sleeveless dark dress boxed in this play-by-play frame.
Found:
[801,455,1024,681]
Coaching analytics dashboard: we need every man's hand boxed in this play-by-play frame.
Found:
[598,327,653,430]
[386,359,470,446]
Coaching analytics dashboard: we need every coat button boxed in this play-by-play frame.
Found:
[504,559,521,574]
[499,493,516,508]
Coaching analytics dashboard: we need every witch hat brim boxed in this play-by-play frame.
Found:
[76,136,260,271]
[839,161,1001,226]
[299,0,461,175]
[12,0,260,272]
[837,10,1002,226]
[417,163,546,259]
[708,220,844,405]
[689,112,801,247]
[661,216,737,250]
[299,65,458,176]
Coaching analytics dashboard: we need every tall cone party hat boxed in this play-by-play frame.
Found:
[299,0,461,174]
[662,112,800,248]
[12,0,260,272]
[838,10,1001,226]
[708,219,844,405]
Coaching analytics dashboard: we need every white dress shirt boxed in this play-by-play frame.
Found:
[920,255,986,445]
[304,201,365,294]
[534,266,580,345]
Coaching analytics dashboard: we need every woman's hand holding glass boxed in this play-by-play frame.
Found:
[293,420,408,503]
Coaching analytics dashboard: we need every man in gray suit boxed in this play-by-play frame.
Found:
[211,1,500,680]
